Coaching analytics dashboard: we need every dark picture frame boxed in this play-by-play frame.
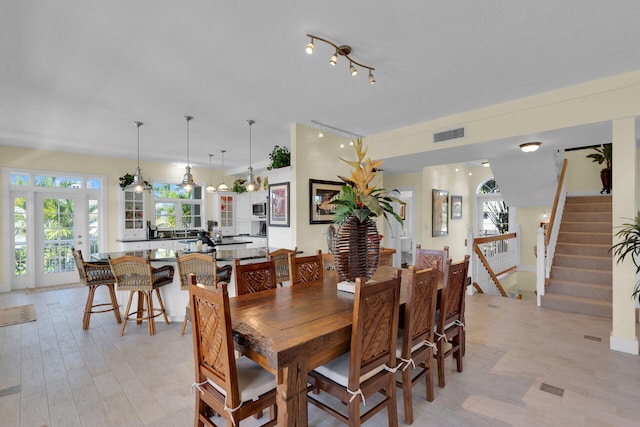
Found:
[309,179,343,224]
[268,182,290,227]
[451,195,462,220]
[432,189,449,237]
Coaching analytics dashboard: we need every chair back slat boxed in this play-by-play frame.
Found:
[415,245,449,273]
[402,266,438,358]
[234,259,278,296]
[350,270,401,388]
[288,250,324,285]
[189,281,241,407]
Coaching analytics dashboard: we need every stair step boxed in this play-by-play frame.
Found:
[555,242,611,257]
[557,231,612,245]
[553,254,611,270]
[550,265,612,284]
[562,211,612,223]
[541,293,612,318]
[545,279,612,300]
[559,221,613,233]
[564,202,612,213]
[566,195,612,204]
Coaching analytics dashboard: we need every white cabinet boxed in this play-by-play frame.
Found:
[212,193,235,235]
[121,189,147,240]
[235,193,251,235]
[118,241,149,251]
[148,239,176,250]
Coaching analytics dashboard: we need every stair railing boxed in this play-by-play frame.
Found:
[536,158,568,306]
[471,232,518,297]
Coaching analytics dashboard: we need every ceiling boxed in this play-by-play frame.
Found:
[2,1,640,175]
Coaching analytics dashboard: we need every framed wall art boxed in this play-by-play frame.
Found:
[268,182,290,227]
[309,179,343,224]
[451,195,462,220]
[432,189,449,237]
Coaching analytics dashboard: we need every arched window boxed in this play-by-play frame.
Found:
[477,178,509,235]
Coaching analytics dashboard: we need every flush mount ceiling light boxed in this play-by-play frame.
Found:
[520,142,542,153]
[206,154,216,193]
[129,121,152,194]
[178,115,196,192]
[216,150,230,192]
[243,119,259,192]
[305,33,375,84]
[481,161,490,168]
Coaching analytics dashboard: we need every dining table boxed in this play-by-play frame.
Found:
[228,265,444,427]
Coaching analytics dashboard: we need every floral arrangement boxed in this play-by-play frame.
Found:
[330,138,405,225]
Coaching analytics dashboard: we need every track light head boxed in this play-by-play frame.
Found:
[306,37,314,54]
[368,70,376,85]
[350,63,357,76]
[329,50,338,66]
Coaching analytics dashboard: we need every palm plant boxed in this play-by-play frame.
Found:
[610,211,640,302]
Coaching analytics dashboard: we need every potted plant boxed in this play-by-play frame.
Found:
[610,211,640,302]
[330,138,404,282]
[232,178,247,193]
[267,145,290,170]
[586,143,612,194]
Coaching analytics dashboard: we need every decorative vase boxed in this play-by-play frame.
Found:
[335,215,380,282]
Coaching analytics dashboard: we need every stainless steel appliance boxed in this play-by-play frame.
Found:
[252,202,267,216]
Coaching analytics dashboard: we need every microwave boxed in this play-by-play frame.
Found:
[252,202,267,216]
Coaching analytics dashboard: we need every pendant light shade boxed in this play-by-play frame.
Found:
[178,115,196,192]
[216,150,230,192]
[243,119,259,192]
[206,154,216,193]
[129,121,151,194]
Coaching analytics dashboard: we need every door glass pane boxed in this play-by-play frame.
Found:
[14,197,27,276]
[88,199,99,256]
[43,198,75,274]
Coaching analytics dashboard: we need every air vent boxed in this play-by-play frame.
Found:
[433,127,465,143]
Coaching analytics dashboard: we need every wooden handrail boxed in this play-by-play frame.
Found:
[474,232,517,245]
[472,244,508,297]
[545,159,568,247]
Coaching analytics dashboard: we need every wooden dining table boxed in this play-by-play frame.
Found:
[228,266,443,427]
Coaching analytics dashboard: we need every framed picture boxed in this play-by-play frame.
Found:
[451,195,462,220]
[268,182,290,227]
[432,189,449,237]
[309,179,343,224]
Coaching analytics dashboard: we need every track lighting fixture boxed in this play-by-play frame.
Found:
[216,150,229,192]
[129,121,151,194]
[206,154,216,193]
[178,115,196,193]
[306,33,375,84]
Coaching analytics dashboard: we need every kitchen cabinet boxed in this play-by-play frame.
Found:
[212,193,235,235]
[120,189,146,240]
[118,240,149,251]
[235,193,251,235]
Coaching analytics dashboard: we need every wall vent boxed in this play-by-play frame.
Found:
[433,127,465,143]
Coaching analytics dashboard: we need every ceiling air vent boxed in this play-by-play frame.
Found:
[433,127,465,144]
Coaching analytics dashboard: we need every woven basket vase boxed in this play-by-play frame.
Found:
[335,215,380,282]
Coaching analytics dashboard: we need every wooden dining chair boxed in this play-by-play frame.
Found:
[307,270,402,427]
[434,255,470,388]
[267,247,297,286]
[176,252,233,335]
[288,249,324,285]
[234,259,278,296]
[415,245,449,273]
[189,277,277,427]
[396,266,438,424]
[108,255,174,336]
[72,248,121,330]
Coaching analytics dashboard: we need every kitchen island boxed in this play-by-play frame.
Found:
[93,246,270,322]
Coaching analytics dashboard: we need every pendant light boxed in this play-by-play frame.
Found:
[129,121,151,194]
[178,115,196,192]
[206,154,216,193]
[216,149,230,192]
[243,119,259,192]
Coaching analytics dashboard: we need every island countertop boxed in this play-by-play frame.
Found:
[92,247,268,262]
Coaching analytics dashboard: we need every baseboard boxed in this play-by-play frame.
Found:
[610,333,639,355]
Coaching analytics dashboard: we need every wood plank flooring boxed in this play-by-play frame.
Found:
[0,285,638,426]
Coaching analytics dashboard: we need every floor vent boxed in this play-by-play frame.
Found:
[433,127,465,143]
[488,304,500,309]
[540,383,564,397]
[584,334,602,342]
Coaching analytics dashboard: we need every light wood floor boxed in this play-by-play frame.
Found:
[1,285,639,427]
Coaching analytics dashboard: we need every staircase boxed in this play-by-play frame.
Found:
[541,195,612,318]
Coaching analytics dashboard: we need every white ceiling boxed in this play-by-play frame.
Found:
[2,1,640,174]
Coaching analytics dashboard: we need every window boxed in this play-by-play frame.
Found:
[477,178,509,235]
[153,183,203,229]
